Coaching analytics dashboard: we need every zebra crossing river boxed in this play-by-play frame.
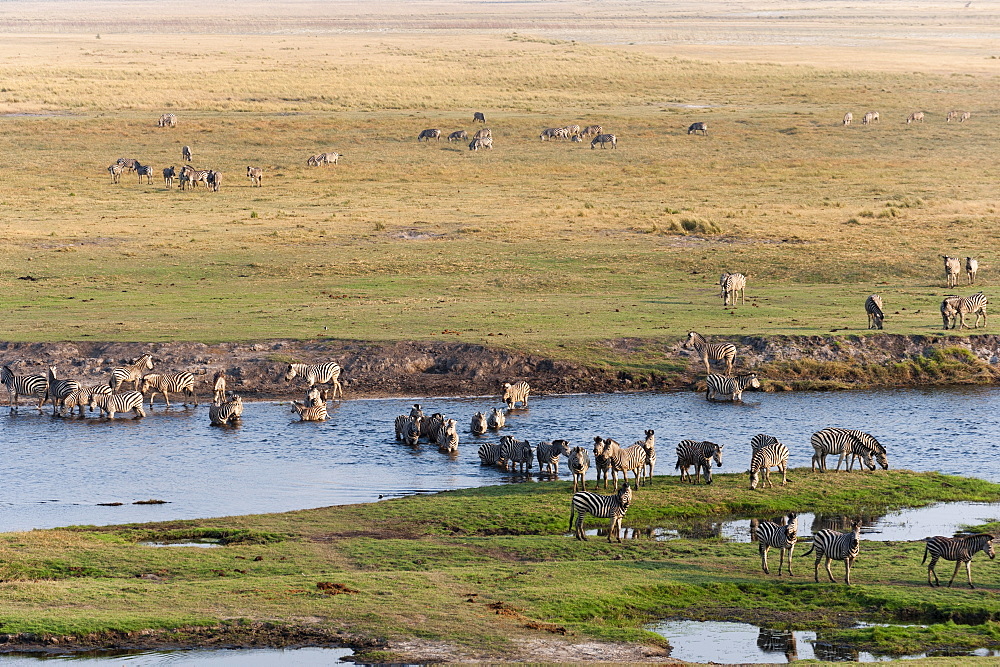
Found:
[1,386,999,532]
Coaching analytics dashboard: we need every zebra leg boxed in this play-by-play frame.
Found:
[825,557,837,583]
[947,560,963,588]
[576,514,587,541]
[845,558,853,586]
[608,516,621,543]
[814,556,821,583]
[760,544,770,574]
[779,464,788,486]
[784,545,794,576]
[965,561,975,589]
[927,556,939,586]
[133,405,146,419]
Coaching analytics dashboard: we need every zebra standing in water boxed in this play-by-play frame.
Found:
[210,395,243,426]
[802,521,862,585]
[46,366,80,415]
[685,331,736,375]
[478,441,503,466]
[487,407,505,430]
[756,513,798,576]
[956,291,988,329]
[966,257,979,284]
[568,446,590,493]
[291,400,327,421]
[140,372,197,408]
[704,373,760,402]
[675,440,724,484]
[722,272,746,306]
[865,294,884,330]
[110,354,154,391]
[942,255,962,288]
[284,362,343,398]
[499,436,533,471]
[502,381,530,409]
[435,419,460,452]
[569,482,633,542]
[923,533,995,589]
[749,435,789,490]
[471,411,487,435]
[1,365,47,413]
[90,391,146,419]
[537,439,571,474]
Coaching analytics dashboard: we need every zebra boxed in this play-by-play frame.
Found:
[569,482,633,542]
[90,391,146,419]
[563,124,581,137]
[906,111,925,124]
[291,400,328,421]
[947,110,959,122]
[837,429,888,471]
[110,354,153,391]
[960,111,972,122]
[108,163,123,184]
[571,134,582,143]
[246,166,263,187]
[157,113,177,127]
[409,403,424,419]
[448,130,468,142]
[417,129,441,142]
[704,373,760,402]
[923,533,995,589]
[568,446,590,493]
[284,362,343,398]
[598,437,648,489]
[471,411,487,435]
[182,145,192,162]
[537,439,571,474]
[749,435,789,490]
[473,112,486,123]
[212,371,227,403]
[966,257,979,284]
[206,170,222,192]
[162,166,175,188]
[135,163,154,184]
[675,440,724,484]
[502,381,530,409]
[580,125,602,138]
[865,294,884,330]
[210,395,243,426]
[956,291,988,329]
[750,433,779,452]
[810,428,876,472]
[395,414,421,443]
[179,165,210,190]
[46,367,80,415]
[842,112,853,125]
[139,372,197,408]
[469,136,493,151]
[942,255,961,287]
[802,521,862,585]
[472,127,492,141]
[116,157,138,173]
[941,295,962,330]
[591,133,616,149]
[487,407,506,430]
[719,272,730,298]
[60,386,101,417]
[637,429,656,483]
[756,513,798,576]
[499,436,533,471]
[435,418,459,452]
[420,413,445,440]
[862,111,879,125]
[593,435,612,488]
[304,385,327,407]
[539,127,563,141]
[722,272,746,306]
[309,152,340,165]
[687,122,708,135]
[478,441,503,466]
[685,331,736,375]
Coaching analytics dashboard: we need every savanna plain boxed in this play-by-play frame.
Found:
[2,0,1000,662]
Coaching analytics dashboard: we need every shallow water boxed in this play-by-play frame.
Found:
[2,386,1000,532]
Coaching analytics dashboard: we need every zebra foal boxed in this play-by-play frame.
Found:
[685,331,736,375]
[803,521,862,585]
[704,373,760,402]
[756,513,798,575]
[923,533,995,589]
[865,294,884,330]
[569,482,633,542]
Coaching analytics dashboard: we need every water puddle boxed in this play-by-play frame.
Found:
[0,646,353,664]
[139,540,222,548]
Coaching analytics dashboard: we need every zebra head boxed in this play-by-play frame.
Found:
[712,443,724,467]
[592,435,606,457]
[283,364,298,382]
[747,373,761,390]
[617,482,633,508]
[749,468,761,490]
[875,451,889,470]
[982,535,996,560]
[552,439,571,457]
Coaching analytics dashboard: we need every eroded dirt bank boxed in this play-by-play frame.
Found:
[0,334,999,399]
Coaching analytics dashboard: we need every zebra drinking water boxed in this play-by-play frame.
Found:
[209,394,243,426]
[674,440,724,485]
[704,373,760,402]
[749,435,789,490]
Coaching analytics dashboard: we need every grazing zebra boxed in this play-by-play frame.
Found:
[756,513,798,576]
[116,157,138,173]
[569,482,633,542]
[487,407,505,430]
[563,124,581,137]
[478,441,503,466]
[941,295,962,330]
[212,371,227,403]
[749,435,789,490]
[862,111,879,125]
[705,373,760,402]
[110,354,153,391]
[417,129,441,142]
[802,521,862,585]
[687,122,708,135]
[499,436,533,471]
[568,446,590,493]
[675,440,724,484]
[291,400,328,421]
[502,381,530,409]
[469,136,492,151]
[685,331,737,375]
[108,163,123,184]
[435,418,459,452]
[162,166,176,188]
[182,145,192,162]
[598,437,648,489]
[591,133,617,149]
[637,429,656,483]
[837,429,888,471]
[135,163,154,184]
[210,395,243,426]
[473,112,486,123]
[722,272,746,306]
[539,127,563,141]
[571,135,582,143]
[966,257,978,284]
[307,152,340,166]
[842,112,853,125]
[46,367,80,415]
[906,111,925,124]
[448,130,468,142]
[865,294,884,330]
[956,291,988,329]
[283,362,343,398]
[537,439,571,474]
[157,113,177,128]
[947,110,959,122]
[923,534,995,589]
[90,391,146,419]
[246,166,263,187]
[810,428,876,472]
[140,372,197,408]
[580,125,602,138]
[473,127,492,141]
[471,411,487,435]
[206,170,222,191]
[942,255,961,288]
[960,111,972,122]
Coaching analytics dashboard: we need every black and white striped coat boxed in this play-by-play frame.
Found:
[941,295,962,329]
[966,257,979,284]
[246,166,263,187]
[569,482,633,542]
[685,331,736,375]
[473,112,486,123]
[810,428,878,472]
[865,294,884,330]
[90,391,146,419]
[179,165,211,190]
[923,533,995,589]
[472,128,491,141]
[1,365,48,413]
[687,122,708,135]
[957,291,988,329]
[487,407,506,430]
[722,272,747,306]
[675,440,724,484]
[400,416,422,445]
[108,163,123,183]
[409,403,424,419]
[139,372,197,407]
[469,136,492,151]
[597,437,648,489]
[110,355,154,391]
[580,125,603,138]
[478,442,503,466]
[705,373,760,402]
[540,127,565,141]
[210,395,243,426]
[420,413,445,440]
[284,362,343,398]
[590,133,616,149]
[417,129,441,142]
[448,130,468,142]
[593,435,612,489]
[60,385,111,417]
[942,255,962,288]
[749,436,789,490]
[157,113,177,127]
[136,163,154,184]
[637,429,656,483]
[537,439,571,474]
[502,381,530,409]
[500,436,533,471]
[116,157,139,173]
[756,513,798,575]
[470,411,487,435]
[206,170,222,192]
[47,366,81,415]
[163,166,176,188]
[182,145,192,162]
[305,385,327,407]
[803,521,862,585]
[434,418,459,452]
[568,446,590,493]
[213,372,228,404]
[291,400,327,421]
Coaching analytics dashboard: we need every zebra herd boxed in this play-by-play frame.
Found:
[682,330,761,403]
[842,110,972,125]
[109,156,226,192]
[866,256,987,331]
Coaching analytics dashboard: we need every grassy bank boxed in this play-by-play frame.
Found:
[2,471,1000,660]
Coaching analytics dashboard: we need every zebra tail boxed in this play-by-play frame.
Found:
[801,542,815,558]
[569,506,575,532]
[921,541,929,564]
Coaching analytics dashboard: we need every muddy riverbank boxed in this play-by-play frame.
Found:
[0,334,999,399]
